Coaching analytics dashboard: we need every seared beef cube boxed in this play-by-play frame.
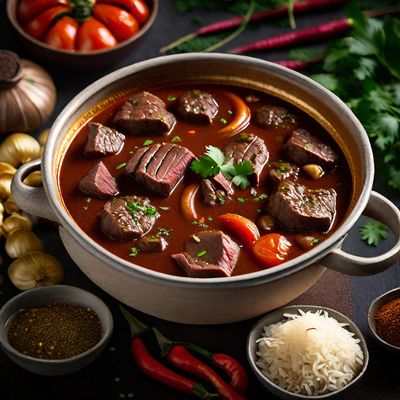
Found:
[99,195,159,241]
[172,230,240,278]
[266,181,336,232]
[224,134,268,185]
[176,90,218,124]
[126,143,195,197]
[269,161,299,185]
[136,236,167,252]
[284,129,338,168]
[78,161,118,199]
[84,122,125,156]
[212,172,233,195]
[253,105,296,129]
[201,179,217,206]
[113,91,176,136]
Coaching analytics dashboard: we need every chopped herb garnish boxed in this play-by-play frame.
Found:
[304,143,311,149]
[129,247,139,256]
[196,250,207,257]
[158,115,165,122]
[192,220,198,225]
[167,95,176,101]
[216,191,226,205]
[310,237,320,246]
[253,193,268,202]
[220,117,228,124]
[237,197,246,203]
[171,136,182,143]
[129,97,138,105]
[228,109,233,115]
[360,220,388,246]
[126,202,158,216]
[159,206,170,211]
[207,216,213,221]
[157,227,171,237]
[280,183,289,191]
[116,162,126,170]
[143,139,153,147]
[276,164,288,173]
[239,133,249,142]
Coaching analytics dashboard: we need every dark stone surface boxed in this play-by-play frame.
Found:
[1,1,400,399]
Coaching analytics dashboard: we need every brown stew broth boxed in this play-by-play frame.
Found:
[59,85,351,277]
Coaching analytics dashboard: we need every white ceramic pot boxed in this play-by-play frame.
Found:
[12,54,400,324]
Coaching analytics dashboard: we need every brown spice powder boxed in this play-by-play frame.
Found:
[374,297,400,347]
[8,303,102,359]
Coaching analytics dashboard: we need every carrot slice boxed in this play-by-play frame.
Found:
[218,92,251,137]
[181,184,199,221]
[252,234,292,268]
[218,213,260,248]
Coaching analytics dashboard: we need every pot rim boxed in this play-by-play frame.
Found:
[43,53,374,289]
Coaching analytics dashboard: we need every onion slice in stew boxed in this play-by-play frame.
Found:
[218,93,251,136]
[181,184,199,221]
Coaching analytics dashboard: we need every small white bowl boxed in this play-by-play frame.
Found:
[368,287,400,353]
[0,285,113,375]
[247,305,369,399]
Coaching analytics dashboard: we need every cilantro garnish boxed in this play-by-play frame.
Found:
[129,247,139,257]
[142,139,153,147]
[190,145,254,189]
[360,220,388,247]
[116,162,126,170]
[196,250,207,257]
[171,136,182,143]
[126,202,158,217]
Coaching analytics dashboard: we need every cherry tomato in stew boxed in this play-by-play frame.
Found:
[252,234,292,268]
[44,16,79,50]
[76,17,117,51]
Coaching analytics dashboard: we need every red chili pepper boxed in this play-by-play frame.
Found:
[119,306,216,399]
[154,328,248,400]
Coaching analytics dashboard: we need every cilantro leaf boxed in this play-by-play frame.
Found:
[360,220,388,246]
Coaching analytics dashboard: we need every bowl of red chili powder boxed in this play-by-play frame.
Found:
[368,287,400,353]
[0,285,114,375]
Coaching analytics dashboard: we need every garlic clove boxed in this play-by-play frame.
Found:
[0,133,41,167]
[302,164,324,180]
[0,162,16,176]
[4,197,20,214]
[5,228,42,259]
[2,213,33,237]
[38,128,49,146]
[0,172,14,200]
[8,251,64,291]
[23,170,42,187]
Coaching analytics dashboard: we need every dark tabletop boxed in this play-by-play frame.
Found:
[1,1,400,399]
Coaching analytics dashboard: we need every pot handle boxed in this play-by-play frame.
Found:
[11,159,59,223]
[322,191,400,276]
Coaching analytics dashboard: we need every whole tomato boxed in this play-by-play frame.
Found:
[17,0,150,52]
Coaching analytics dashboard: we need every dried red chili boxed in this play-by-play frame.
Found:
[374,297,400,347]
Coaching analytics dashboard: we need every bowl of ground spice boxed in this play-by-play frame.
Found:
[368,287,400,353]
[0,285,113,375]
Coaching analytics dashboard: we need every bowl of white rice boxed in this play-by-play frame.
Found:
[247,305,369,399]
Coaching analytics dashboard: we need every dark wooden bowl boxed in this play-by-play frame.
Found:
[6,0,158,69]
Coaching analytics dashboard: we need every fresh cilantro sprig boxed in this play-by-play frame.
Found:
[190,145,254,189]
[308,4,400,189]
[360,220,388,247]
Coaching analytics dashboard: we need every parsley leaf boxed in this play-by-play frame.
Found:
[360,220,388,247]
[191,146,254,189]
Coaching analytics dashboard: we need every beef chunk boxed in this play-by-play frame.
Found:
[284,129,338,168]
[224,134,268,185]
[84,122,125,156]
[113,91,176,136]
[266,181,337,232]
[200,172,233,206]
[99,195,159,241]
[126,143,195,197]
[172,230,240,278]
[78,161,118,199]
[269,161,300,186]
[136,236,167,252]
[253,105,296,129]
[175,90,218,124]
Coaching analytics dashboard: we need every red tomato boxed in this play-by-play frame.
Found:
[98,0,150,25]
[44,16,79,50]
[218,213,260,248]
[92,4,139,42]
[76,17,117,51]
[252,234,292,268]
[18,0,68,23]
[23,6,70,39]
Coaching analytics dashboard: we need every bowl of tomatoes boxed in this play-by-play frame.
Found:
[7,0,158,68]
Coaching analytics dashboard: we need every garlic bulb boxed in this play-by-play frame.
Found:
[0,50,56,133]
[2,213,33,236]
[4,197,20,214]
[0,162,16,175]
[5,228,43,258]
[23,170,42,187]
[8,251,64,291]
[0,172,13,199]
[0,133,41,167]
